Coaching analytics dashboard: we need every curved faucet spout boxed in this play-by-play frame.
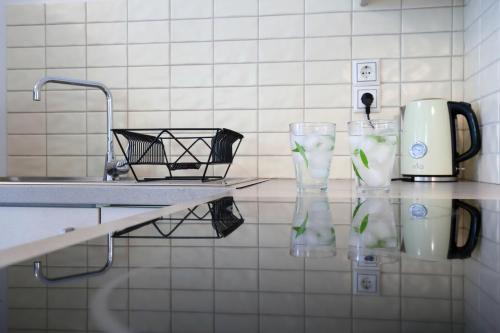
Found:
[32,76,128,181]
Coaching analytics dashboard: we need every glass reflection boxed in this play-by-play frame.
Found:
[290,194,336,257]
[349,198,399,264]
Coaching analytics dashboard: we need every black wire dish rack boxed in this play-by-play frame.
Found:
[112,128,244,182]
[113,196,244,239]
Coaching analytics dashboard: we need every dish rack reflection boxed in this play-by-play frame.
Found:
[113,196,244,239]
[112,128,244,182]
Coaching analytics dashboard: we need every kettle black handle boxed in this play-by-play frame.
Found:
[447,101,481,163]
[447,199,481,259]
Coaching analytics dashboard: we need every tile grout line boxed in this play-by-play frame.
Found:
[43,3,48,177]
[256,0,260,179]
[84,1,88,177]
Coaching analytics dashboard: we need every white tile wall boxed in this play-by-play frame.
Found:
[462,0,500,184]
[6,0,466,179]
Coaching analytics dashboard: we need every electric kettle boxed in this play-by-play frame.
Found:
[401,199,481,261]
[401,99,481,181]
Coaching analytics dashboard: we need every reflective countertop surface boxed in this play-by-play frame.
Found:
[1,191,499,332]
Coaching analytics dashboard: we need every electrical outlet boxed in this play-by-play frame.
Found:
[353,86,380,112]
[352,59,379,85]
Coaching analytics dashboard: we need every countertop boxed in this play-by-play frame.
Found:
[1,179,499,332]
[236,178,500,200]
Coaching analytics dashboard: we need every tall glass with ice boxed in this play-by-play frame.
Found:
[348,120,398,192]
[289,122,336,191]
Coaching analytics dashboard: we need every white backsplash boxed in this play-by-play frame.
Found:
[6,0,467,179]
[463,0,500,184]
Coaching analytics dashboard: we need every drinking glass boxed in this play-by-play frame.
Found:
[348,120,398,192]
[290,194,336,257]
[289,122,336,191]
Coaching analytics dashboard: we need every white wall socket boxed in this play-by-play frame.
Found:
[353,86,380,112]
[352,59,379,85]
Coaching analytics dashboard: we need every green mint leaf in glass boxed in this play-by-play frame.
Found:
[359,214,369,234]
[368,239,387,249]
[291,141,308,167]
[292,213,308,238]
[352,200,365,219]
[352,160,364,182]
[368,134,386,143]
[353,148,360,156]
[359,149,369,168]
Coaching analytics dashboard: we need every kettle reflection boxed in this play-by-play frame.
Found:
[401,199,481,261]
[290,194,336,257]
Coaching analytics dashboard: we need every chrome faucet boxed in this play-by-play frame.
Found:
[33,77,129,181]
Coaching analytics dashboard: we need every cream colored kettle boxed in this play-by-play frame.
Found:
[401,99,481,181]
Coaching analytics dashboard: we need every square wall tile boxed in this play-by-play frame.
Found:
[47,135,86,155]
[260,39,304,62]
[129,89,169,111]
[7,4,44,25]
[128,0,169,20]
[47,113,86,134]
[171,42,213,64]
[171,65,213,87]
[8,156,46,176]
[128,44,169,66]
[215,0,258,16]
[128,21,170,43]
[87,45,127,67]
[306,12,351,37]
[87,22,127,45]
[46,24,86,46]
[7,48,45,69]
[402,7,453,33]
[214,17,258,40]
[214,40,258,63]
[7,69,45,91]
[171,19,213,42]
[306,0,351,12]
[259,15,304,39]
[259,62,303,85]
[259,86,303,109]
[129,111,170,128]
[171,88,212,110]
[401,57,451,81]
[402,32,451,57]
[87,0,127,22]
[128,66,170,88]
[259,0,304,15]
[171,0,213,19]
[215,87,257,109]
[214,63,257,86]
[7,26,45,47]
[353,10,400,35]
[259,109,303,132]
[305,37,351,61]
[47,157,86,177]
[305,60,351,84]
[8,135,46,155]
[352,35,400,59]
[214,110,257,132]
[88,67,127,89]
[8,113,46,134]
[46,2,85,24]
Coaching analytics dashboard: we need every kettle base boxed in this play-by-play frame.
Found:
[403,176,457,182]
